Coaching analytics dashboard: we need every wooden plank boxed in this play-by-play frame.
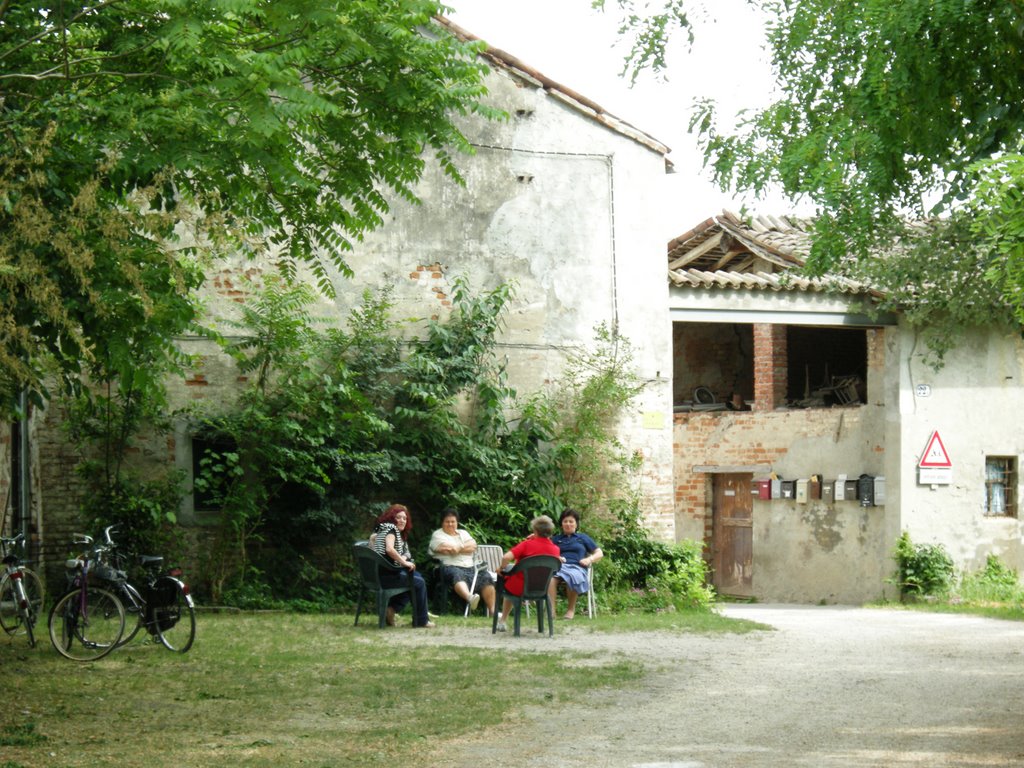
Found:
[668,231,723,270]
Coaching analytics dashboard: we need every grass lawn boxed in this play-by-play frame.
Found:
[0,608,755,768]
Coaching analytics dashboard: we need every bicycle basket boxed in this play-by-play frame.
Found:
[90,562,126,583]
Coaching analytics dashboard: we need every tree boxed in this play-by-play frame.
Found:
[0,1,493,413]
[606,1,1024,335]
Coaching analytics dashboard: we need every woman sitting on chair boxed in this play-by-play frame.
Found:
[428,508,496,616]
[494,515,560,632]
[372,504,434,628]
[550,509,603,620]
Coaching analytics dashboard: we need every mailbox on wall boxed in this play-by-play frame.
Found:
[795,479,809,503]
[756,479,772,500]
[844,479,859,499]
[835,474,848,501]
[780,480,796,499]
[873,476,886,506]
[809,475,822,500]
[771,478,782,498]
[858,474,875,507]
[822,481,835,502]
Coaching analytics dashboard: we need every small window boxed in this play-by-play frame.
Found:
[984,457,1017,517]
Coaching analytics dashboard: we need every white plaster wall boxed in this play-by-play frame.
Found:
[897,323,1024,573]
[191,63,675,537]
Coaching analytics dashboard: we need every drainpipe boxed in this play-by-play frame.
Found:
[18,389,31,551]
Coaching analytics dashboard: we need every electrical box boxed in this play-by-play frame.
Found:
[873,476,886,506]
[796,479,809,503]
[822,481,835,502]
[756,479,772,500]
[780,480,795,499]
[858,474,875,507]
[835,474,848,501]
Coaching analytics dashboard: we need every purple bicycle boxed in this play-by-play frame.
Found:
[47,533,125,661]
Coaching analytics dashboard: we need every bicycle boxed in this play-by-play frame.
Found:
[47,532,126,661]
[91,526,196,653]
[0,533,43,647]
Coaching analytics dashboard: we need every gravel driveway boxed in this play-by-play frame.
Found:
[401,604,1024,767]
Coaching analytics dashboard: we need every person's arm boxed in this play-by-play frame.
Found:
[428,530,454,557]
[581,547,603,567]
[498,549,515,572]
[385,532,415,571]
[460,530,477,555]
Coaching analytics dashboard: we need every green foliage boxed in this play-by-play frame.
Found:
[62,362,186,562]
[955,554,1024,604]
[0,1,494,413]
[601,510,714,611]
[843,215,1018,365]
[0,724,45,747]
[194,278,655,604]
[684,0,1024,331]
[892,531,955,599]
[592,0,694,81]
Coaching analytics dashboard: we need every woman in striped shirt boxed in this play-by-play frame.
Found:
[372,504,434,628]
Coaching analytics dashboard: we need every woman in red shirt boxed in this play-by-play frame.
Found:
[494,515,559,632]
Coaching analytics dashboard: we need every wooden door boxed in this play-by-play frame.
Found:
[711,473,753,597]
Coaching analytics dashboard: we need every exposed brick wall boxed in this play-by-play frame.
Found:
[753,323,787,411]
[673,408,859,539]
[673,323,754,405]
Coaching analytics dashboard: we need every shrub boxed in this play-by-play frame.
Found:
[602,515,714,612]
[892,531,954,598]
[957,554,1024,603]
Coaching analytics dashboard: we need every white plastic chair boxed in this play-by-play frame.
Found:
[586,563,597,619]
[466,544,503,617]
[550,562,597,619]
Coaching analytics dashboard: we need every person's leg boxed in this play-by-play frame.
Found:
[453,579,472,603]
[564,587,579,619]
[411,571,432,627]
[481,583,496,615]
[496,597,514,631]
[548,576,561,613]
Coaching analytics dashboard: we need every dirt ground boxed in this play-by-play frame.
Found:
[389,603,1024,767]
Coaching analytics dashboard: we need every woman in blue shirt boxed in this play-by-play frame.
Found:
[549,509,603,619]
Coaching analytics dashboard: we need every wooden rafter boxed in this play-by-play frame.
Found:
[668,231,723,270]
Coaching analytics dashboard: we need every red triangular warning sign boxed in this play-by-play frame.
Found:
[919,431,952,468]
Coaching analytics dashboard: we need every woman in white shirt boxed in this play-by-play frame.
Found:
[428,508,496,616]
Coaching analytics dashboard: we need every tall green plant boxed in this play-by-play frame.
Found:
[195,278,656,604]
[892,531,955,599]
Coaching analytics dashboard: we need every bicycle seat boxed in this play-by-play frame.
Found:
[140,555,164,568]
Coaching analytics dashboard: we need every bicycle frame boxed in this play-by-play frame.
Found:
[1,533,39,647]
[90,526,196,653]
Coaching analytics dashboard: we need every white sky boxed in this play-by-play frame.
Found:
[446,0,809,238]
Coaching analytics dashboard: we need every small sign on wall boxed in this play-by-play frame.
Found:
[917,430,952,485]
[642,411,664,430]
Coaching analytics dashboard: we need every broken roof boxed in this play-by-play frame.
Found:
[436,16,671,158]
[667,211,875,296]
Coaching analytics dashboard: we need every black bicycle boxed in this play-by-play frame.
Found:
[91,527,196,653]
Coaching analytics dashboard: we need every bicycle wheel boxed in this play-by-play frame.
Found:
[0,568,43,641]
[48,587,125,661]
[152,577,195,653]
[115,583,147,647]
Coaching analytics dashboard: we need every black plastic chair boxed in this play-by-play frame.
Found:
[491,555,560,637]
[353,543,417,629]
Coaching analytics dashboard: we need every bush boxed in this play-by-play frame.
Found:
[892,531,955,598]
[956,554,1024,603]
[602,520,714,612]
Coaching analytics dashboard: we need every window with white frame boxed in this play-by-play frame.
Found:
[984,456,1017,518]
